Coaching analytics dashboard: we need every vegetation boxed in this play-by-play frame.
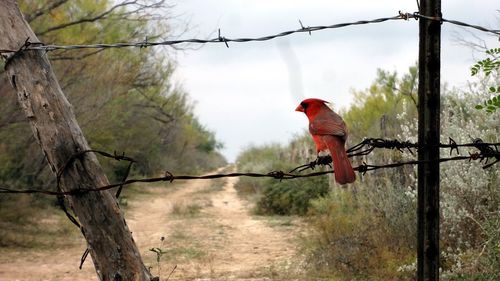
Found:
[0,0,225,190]
[235,143,329,216]
[0,0,225,246]
[236,65,499,280]
[1,2,498,280]
[472,48,500,113]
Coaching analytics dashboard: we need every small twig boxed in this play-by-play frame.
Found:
[165,265,177,281]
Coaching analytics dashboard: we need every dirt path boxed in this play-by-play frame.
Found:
[0,169,300,280]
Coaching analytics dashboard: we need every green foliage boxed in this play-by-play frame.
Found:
[235,144,290,194]
[270,66,498,280]
[235,140,329,216]
[474,87,500,113]
[0,1,226,249]
[256,176,329,216]
[471,48,500,113]
[471,48,500,76]
[233,65,499,280]
[0,0,226,191]
[343,65,418,142]
[304,190,415,280]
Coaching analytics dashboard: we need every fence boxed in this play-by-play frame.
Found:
[1,2,499,280]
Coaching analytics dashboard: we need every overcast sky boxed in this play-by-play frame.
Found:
[170,1,499,162]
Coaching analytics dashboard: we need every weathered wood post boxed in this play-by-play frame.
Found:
[0,1,152,280]
[417,0,441,280]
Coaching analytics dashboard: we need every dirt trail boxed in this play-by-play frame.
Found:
[0,169,300,280]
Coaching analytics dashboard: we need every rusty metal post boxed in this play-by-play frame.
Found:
[417,0,441,281]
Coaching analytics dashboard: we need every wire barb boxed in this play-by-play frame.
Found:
[1,11,497,55]
[398,11,414,21]
[140,36,149,49]
[448,137,459,156]
[3,38,44,69]
[1,137,498,197]
[218,29,229,48]
[299,19,312,35]
[290,137,500,173]
[470,137,500,169]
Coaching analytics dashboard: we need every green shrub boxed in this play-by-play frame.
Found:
[303,190,415,280]
[256,176,329,216]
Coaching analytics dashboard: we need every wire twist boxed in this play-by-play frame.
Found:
[0,137,498,197]
[0,11,498,56]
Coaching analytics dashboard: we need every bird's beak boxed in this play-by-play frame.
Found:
[295,104,304,112]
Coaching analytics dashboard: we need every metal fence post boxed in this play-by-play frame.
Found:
[417,0,441,280]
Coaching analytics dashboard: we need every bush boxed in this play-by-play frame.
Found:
[256,176,329,216]
[300,69,499,280]
[304,189,416,280]
[235,141,332,216]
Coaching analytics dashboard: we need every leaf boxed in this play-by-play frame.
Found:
[475,104,484,110]
[471,65,479,76]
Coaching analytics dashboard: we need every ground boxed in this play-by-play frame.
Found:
[0,168,302,281]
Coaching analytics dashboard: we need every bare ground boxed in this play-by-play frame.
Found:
[0,169,301,281]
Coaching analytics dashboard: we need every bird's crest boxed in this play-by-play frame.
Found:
[300,98,329,105]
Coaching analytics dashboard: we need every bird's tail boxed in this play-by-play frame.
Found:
[324,135,356,185]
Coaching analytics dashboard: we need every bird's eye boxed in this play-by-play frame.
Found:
[301,102,308,110]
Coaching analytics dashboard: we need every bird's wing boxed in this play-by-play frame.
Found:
[309,111,347,138]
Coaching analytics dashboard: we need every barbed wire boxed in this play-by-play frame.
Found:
[0,137,498,197]
[290,137,500,172]
[417,14,500,36]
[0,11,498,56]
[2,137,497,266]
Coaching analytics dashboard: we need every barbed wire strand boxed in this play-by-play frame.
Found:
[52,149,137,268]
[1,137,497,269]
[0,153,497,197]
[0,12,499,56]
[0,138,498,197]
[2,138,497,265]
[0,8,496,271]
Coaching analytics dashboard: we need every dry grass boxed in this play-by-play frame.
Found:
[170,201,204,217]
[0,195,80,249]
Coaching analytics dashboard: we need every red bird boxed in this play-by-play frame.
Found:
[295,98,356,184]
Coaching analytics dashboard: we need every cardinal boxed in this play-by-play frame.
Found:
[295,98,356,184]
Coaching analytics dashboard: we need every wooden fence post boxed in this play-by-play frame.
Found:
[0,1,152,280]
[417,0,441,280]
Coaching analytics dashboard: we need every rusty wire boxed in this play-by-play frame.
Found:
[0,11,499,56]
[0,137,498,197]
[2,137,497,268]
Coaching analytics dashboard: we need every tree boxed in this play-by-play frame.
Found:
[0,1,155,280]
[0,0,225,188]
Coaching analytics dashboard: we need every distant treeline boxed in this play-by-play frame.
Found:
[0,0,226,191]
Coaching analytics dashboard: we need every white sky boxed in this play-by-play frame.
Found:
[170,1,499,162]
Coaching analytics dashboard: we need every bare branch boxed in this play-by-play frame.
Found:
[50,49,105,61]
[134,88,176,123]
[25,0,69,23]
[37,0,167,36]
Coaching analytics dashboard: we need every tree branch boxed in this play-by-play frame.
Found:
[37,0,167,36]
[25,0,69,23]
